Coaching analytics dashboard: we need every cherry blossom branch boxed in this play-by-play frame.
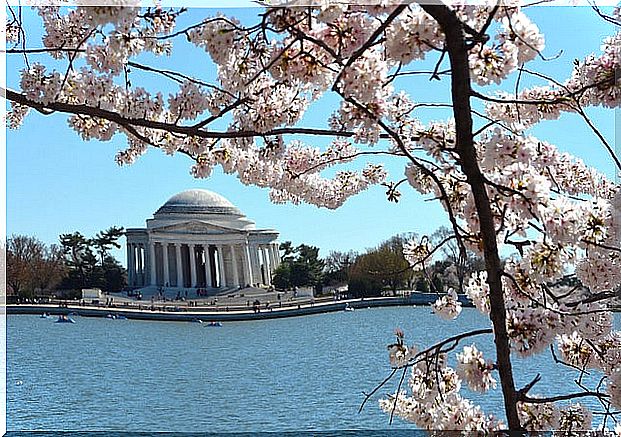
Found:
[475,4,501,39]
[501,6,562,62]
[290,150,403,179]
[520,67,621,172]
[389,366,408,425]
[502,271,615,317]
[471,75,613,107]
[516,373,541,399]
[331,87,468,260]
[415,328,493,362]
[3,47,86,54]
[549,344,591,375]
[419,1,522,429]
[358,367,398,413]
[590,3,621,26]
[4,88,389,140]
[521,391,609,404]
[126,61,236,96]
[332,4,408,92]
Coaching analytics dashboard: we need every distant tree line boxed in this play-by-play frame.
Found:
[6,227,126,299]
[272,226,486,298]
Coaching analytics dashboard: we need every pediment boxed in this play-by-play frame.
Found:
[152,220,242,235]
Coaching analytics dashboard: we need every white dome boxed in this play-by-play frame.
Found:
[155,189,243,216]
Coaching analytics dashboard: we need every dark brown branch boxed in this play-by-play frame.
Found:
[3,47,86,54]
[522,391,609,404]
[418,1,522,429]
[520,67,621,172]
[127,61,236,98]
[516,373,541,399]
[4,88,388,141]
[332,4,407,92]
[389,366,408,425]
[358,368,399,414]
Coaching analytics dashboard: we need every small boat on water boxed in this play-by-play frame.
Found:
[40,313,49,318]
[207,321,222,327]
[344,304,354,312]
[191,318,203,324]
[106,314,116,319]
[55,315,75,324]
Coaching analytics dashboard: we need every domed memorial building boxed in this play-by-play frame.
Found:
[125,189,280,290]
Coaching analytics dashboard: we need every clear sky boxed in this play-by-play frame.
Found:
[6,5,617,265]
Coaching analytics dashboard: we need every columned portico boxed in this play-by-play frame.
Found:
[126,189,280,291]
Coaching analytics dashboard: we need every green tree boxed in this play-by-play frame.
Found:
[92,226,124,266]
[323,250,357,286]
[272,263,292,290]
[271,242,324,290]
[279,241,295,263]
[292,244,324,290]
[59,232,96,287]
[348,235,413,297]
[59,228,127,292]
[102,255,126,293]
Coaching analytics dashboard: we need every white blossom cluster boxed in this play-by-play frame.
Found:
[456,344,497,392]
[380,344,504,431]
[6,20,20,43]
[402,237,430,271]
[387,328,416,369]
[517,400,561,431]
[464,271,490,314]
[486,29,620,127]
[431,288,462,320]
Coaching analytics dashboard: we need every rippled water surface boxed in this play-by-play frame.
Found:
[7,307,620,432]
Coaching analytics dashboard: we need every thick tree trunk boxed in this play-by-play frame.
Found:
[418,3,522,430]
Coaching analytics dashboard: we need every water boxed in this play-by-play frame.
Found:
[7,307,619,432]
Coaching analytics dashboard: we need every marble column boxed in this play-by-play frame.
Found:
[149,241,157,286]
[217,245,226,287]
[163,243,170,287]
[251,245,261,285]
[137,245,144,285]
[244,244,253,287]
[262,245,271,286]
[270,244,277,272]
[189,244,197,288]
[127,243,135,286]
[271,243,280,268]
[230,244,240,287]
[203,244,212,287]
[175,243,183,288]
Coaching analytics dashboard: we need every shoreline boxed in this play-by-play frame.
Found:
[6,294,473,322]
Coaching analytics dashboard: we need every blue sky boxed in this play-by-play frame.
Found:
[6,5,618,265]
